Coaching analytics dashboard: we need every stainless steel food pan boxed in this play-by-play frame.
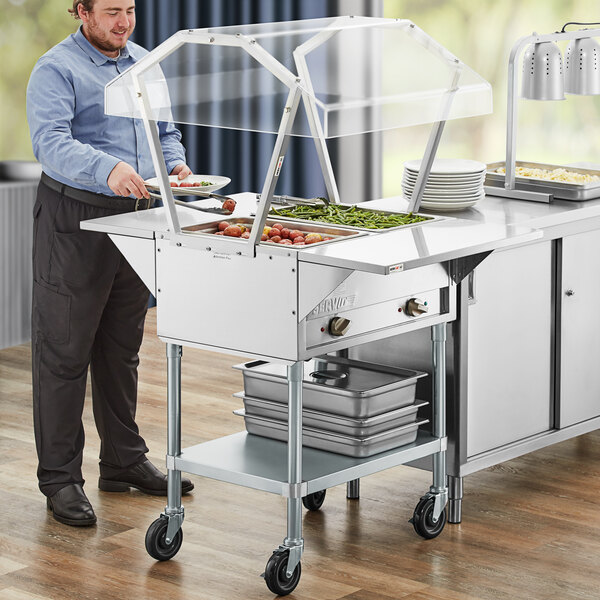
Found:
[234,410,428,458]
[267,203,438,232]
[485,161,600,201]
[234,392,428,437]
[182,217,363,248]
[233,356,427,418]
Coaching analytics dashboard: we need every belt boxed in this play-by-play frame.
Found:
[41,172,154,211]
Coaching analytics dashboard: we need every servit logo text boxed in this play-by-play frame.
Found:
[309,295,356,318]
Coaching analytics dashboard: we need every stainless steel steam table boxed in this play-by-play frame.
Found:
[82,192,539,592]
[86,16,539,595]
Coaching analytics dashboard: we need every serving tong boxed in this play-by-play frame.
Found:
[148,190,235,215]
[257,193,330,207]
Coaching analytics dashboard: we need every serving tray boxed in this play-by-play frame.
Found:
[485,161,600,201]
[234,357,427,418]
[235,392,428,437]
[234,410,428,457]
[182,217,363,248]
[268,202,437,232]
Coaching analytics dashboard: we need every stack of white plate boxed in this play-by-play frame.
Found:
[402,158,486,211]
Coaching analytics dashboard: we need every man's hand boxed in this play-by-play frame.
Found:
[108,162,149,199]
[171,163,193,180]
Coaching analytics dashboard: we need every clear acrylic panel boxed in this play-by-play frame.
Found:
[105,16,492,138]
[106,43,302,133]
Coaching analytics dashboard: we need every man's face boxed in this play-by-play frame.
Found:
[79,0,136,57]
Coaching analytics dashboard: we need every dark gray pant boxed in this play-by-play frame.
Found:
[32,180,150,497]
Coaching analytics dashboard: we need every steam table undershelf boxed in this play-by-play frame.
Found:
[173,430,444,497]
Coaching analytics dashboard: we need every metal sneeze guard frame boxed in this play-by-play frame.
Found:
[106,16,492,256]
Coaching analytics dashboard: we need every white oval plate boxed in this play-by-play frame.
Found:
[403,186,484,196]
[402,177,483,188]
[403,174,486,186]
[402,186,483,200]
[403,172,485,183]
[402,180,483,193]
[404,158,486,175]
[145,174,231,195]
[419,198,482,211]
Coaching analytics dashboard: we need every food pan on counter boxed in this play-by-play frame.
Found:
[234,409,428,458]
[485,161,600,201]
[233,356,427,418]
[267,202,436,232]
[182,217,364,248]
[234,392,427,437]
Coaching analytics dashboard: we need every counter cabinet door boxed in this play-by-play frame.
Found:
[466,241,553,457]
[559,230,600,428]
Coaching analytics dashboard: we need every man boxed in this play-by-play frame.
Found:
[26,0,193,527]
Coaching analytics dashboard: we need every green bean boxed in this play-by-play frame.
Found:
[269,203,429,229]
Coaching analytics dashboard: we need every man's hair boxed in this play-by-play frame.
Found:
[68,0,95,19]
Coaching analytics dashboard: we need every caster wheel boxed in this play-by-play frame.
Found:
[145,516,183,561]
[411,496,446,539]
[302,489,326,511]
[263,549,301,596]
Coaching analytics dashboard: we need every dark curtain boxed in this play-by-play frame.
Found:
[132,0,341,199]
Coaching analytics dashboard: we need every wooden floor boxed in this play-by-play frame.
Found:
[1,309,600,600]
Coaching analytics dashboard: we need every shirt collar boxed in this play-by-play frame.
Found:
[73,26,131,66]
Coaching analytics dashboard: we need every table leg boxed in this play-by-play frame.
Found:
[165,343,184,543]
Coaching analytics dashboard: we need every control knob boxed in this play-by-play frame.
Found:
[405,298,428,317]
[328,316,351,336]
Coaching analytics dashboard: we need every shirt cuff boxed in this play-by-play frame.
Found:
[166,158,186,175]
[96,156,122,194]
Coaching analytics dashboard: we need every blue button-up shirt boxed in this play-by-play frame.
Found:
[27,27,186,196]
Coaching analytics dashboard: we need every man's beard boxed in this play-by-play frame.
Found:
[86,21,130,54]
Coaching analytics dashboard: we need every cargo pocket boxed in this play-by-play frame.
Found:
[32,199,42,264]
[33,198,42,219]
[50,229,107,287]
[32,279,71,344]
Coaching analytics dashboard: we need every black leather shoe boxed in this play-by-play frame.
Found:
[46,484,97,527]
[98,459,194,496]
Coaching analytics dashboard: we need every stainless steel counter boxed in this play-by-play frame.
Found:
[82,192,541,274]
[365,193,600,233]
[86,192,600,237]
[86,189,600,248]
[351,189,600,525]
